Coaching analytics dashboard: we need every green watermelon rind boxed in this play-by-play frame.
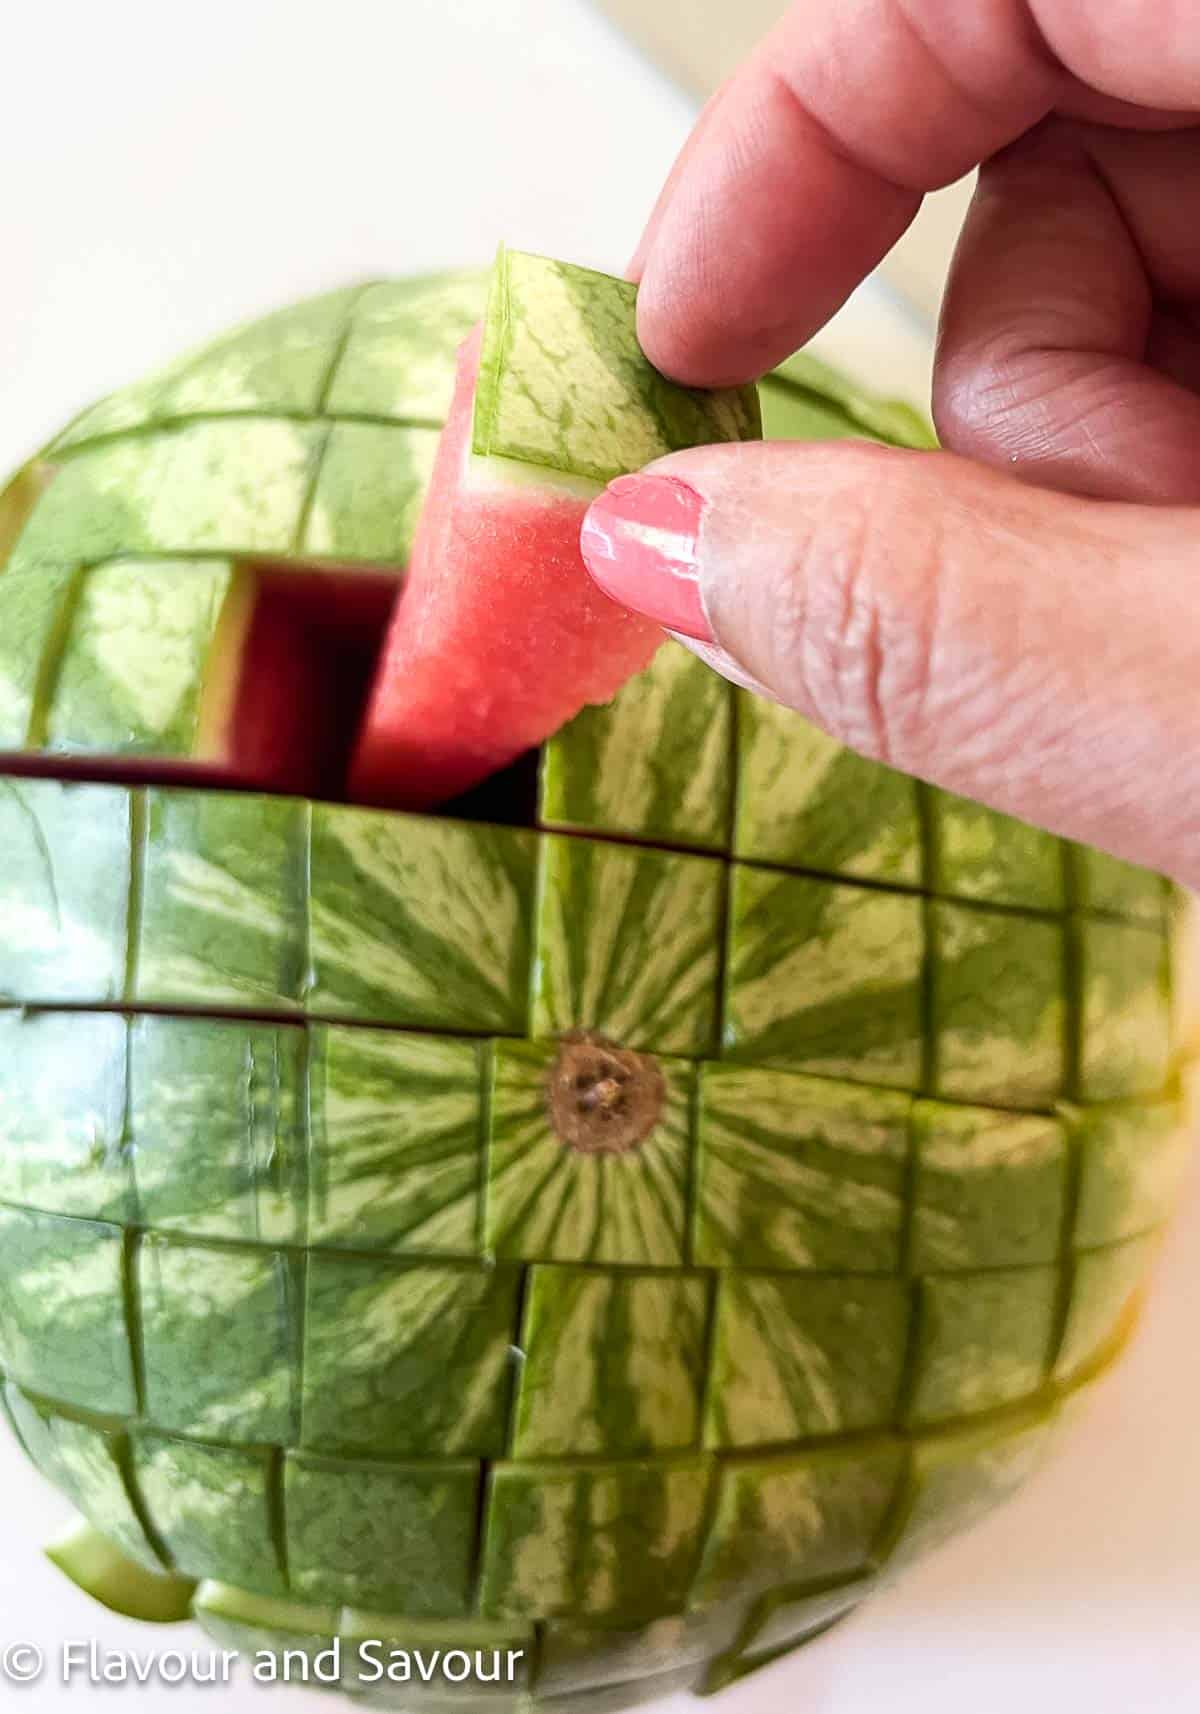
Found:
[472,247,761,486]
[0,263,1187,1713]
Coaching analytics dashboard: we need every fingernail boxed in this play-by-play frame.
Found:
[580,474,713,642]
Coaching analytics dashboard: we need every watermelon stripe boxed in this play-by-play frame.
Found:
[0,1258,1152,1455]
[0,265,1186,1703]
[45,284,380,455]
[48,409,455,455]
[473,251,760,485]
[540,643,735,852]
[21,563,88,749]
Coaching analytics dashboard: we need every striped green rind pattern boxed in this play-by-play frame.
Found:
[0,274,483,773]
[9,422,325,578]
[323,272,488,423]
[129,1015,306,1243]
[486,1040,693,1266]
[908,1102,1068,1270]
[49,286,371,451]
[724,866,925,1087]
[0,1010,132,1222]
[39,558,248,757]
[734,694,922,884]
[134,1434,284,1595]
[694,1064,910,1272]
[1074,844,1169,923]
[929,788,1065,910]
[308,1026,484,1256]
[473,249,760,485]
[930,902,1066,1105]
[300,423,439,565]
[0,777,131,1002]
[705,1275,911,1446]
[539,641,733,852]
[6,1386,162,1570]
[479,1457,712,1622]
[138,1236,296,1441]
[0,272,1188,1712]
[284,1453,479,1614]
[0,1208,135,1414]
[300,1256,521,1458]
[308,803,536,1034]
[692,1440,906,1606]
[136,788,310,1013]
[1075,917,1171,1100]
[532,833,723,1057]
[905,1269,1060,1427]
[512,1267,710,1456]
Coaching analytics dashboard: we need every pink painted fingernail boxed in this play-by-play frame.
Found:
[580,474,713,642]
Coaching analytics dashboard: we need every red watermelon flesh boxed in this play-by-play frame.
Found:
[349,328,662,810]
[228,567,396,797]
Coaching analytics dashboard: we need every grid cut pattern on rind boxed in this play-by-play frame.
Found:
[0,675,1183,1711]
[0,1000,1177,1680]
[0,276,486,757]
[0,276,1184,1708]
[0,767,1177,1117]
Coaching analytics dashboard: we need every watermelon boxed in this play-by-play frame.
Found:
[0,274,485,796]
[0,260,1191,1714]
[351,249,759,808]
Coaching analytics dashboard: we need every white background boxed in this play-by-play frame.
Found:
[2,2,1199,1710]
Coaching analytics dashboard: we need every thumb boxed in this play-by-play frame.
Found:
[579,441,1200,887]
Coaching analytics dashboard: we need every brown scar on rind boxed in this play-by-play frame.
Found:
[547,1030,665,1156]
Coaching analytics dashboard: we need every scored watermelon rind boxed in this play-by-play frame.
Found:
[0,262,1189,1712]
[472,246,761,486]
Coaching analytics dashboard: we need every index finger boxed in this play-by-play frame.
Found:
[634,0,1199,386]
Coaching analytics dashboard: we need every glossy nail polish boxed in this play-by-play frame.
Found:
[580,473,714,642]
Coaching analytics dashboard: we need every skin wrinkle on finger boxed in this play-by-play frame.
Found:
[634,0,1200,386]
[640,68,921,386]
[645,441,1200,882]
[934,121,1200,500]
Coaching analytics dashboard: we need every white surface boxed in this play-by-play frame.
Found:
[1,2,1197,1710]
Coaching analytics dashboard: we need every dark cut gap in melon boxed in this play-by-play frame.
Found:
[440,746,542,829]
[0,561,398,803]
[233,563,398,800]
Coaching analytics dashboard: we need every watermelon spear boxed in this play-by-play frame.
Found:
[350,248,761,809]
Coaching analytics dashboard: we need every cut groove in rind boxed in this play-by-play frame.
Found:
[1,560,399,801]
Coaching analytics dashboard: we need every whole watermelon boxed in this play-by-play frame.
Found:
[0,270,1189,1712]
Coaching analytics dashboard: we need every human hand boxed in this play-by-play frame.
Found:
[579,0,1200,886]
